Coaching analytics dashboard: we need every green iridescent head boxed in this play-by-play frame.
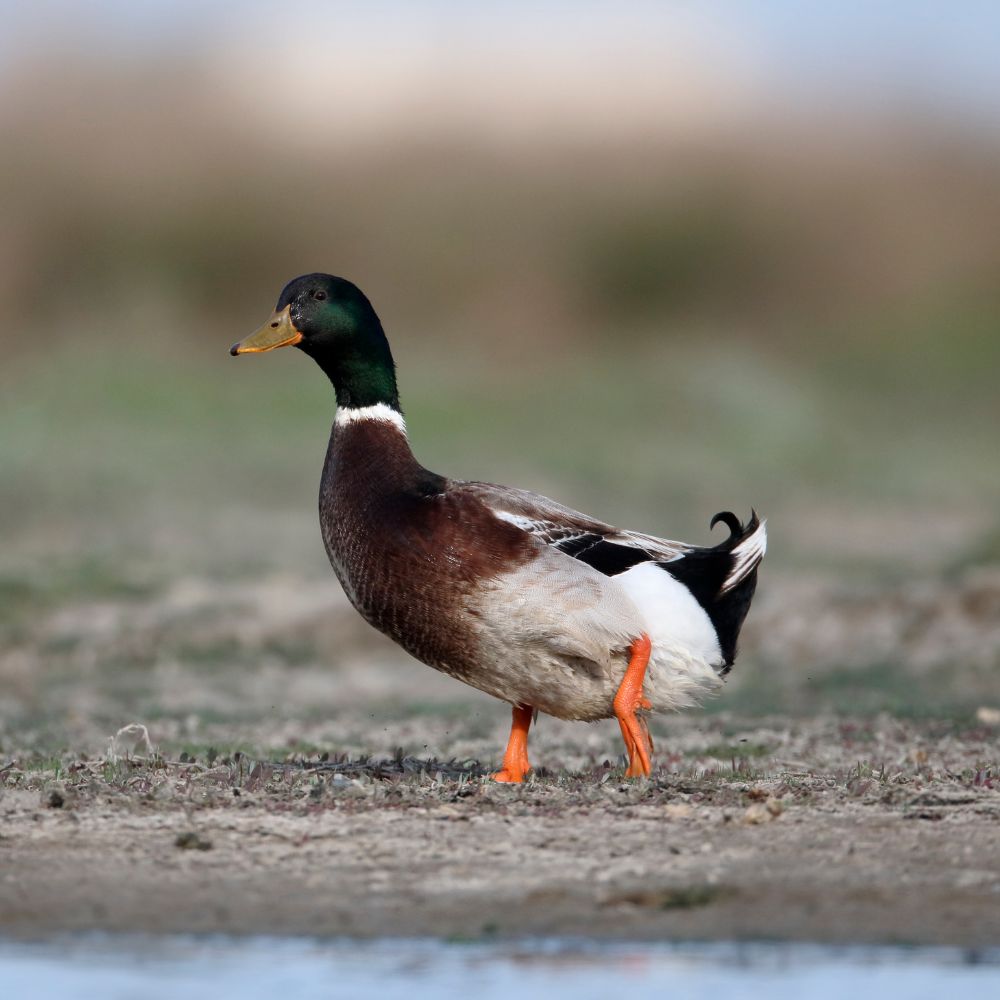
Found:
[231,273,399,410]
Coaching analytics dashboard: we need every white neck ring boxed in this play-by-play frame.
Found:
[335,403,406,434]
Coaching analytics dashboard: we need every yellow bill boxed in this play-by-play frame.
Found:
[230,305,302,355]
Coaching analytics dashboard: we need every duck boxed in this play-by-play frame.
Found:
[231,273,766,782]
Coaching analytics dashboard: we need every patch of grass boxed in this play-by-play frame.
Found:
[15,753,68,776]
[696,742,773,760]
[0,558,162,630]
[958,765,998,789]
[260,637,324,667]
[133,705,282,726]
[845,761,889,793]
[946,520,1000,576]
[161,741,261,763]
[700,757,768,783]
[172,638,250,668]
[732,757,768,781]
[0,577,38,625]
[169,636,329,669]
[658,885,725,910]
[606,884,728,910]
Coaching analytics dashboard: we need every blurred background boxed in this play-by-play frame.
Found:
[2,1,998,754]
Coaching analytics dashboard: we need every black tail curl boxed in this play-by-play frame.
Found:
[709,509,760,550]
[710,510,742,542]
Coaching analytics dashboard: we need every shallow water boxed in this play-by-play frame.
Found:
[2,936,998,1000]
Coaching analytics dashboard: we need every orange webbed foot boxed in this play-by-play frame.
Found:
[493,767,528,783]
[491,704,533,783]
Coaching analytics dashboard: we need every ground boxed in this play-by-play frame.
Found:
[3,713,999,946]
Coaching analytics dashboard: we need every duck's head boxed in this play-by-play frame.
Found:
[231,273,399,409]
[230,273,378,357]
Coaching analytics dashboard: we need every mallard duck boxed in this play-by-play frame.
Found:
[231,274,766,781]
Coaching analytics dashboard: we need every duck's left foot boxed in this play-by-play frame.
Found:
[492,703,533,783]
[615,634,653,778]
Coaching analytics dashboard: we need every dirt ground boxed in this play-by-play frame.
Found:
[2,715,999,947]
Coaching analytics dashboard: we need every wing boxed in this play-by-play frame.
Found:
[453,480,693,575]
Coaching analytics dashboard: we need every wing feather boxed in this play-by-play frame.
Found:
[454,481,692,571]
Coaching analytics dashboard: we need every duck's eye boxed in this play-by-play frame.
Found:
[312,290,327,301]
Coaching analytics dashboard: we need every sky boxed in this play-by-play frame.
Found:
[2,0,999,129]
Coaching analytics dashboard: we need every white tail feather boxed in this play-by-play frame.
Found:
[722,520,767,593]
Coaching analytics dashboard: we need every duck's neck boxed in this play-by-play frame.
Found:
[304,316,401,412]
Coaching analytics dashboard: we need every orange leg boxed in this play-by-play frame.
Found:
[614,634,653,778]
[493,704,533,783]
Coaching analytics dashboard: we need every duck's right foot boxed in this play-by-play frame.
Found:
[491,703,533,783]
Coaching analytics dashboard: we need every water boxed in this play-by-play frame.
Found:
[2,936,998,1000]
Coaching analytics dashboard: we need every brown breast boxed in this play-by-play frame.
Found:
[318,418,535,677]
